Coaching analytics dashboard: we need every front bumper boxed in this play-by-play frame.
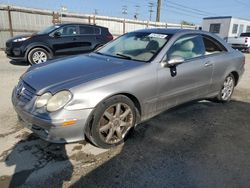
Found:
[12,86,93,143]
[5,42,26,61]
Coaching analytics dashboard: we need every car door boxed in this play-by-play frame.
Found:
[77,25,97,53]
[156,34,213,112]
[49,25,80,56]
[201,34,230,94]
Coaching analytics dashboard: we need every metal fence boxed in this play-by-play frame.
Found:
[0,4,197,49]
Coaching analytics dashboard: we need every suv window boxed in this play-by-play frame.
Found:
[203,36,227,55]
[94,27,101,34]
[79,26,95,35]
[57,25,78,36]
[167,35,205,61]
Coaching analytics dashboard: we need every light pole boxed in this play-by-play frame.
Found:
[60,6,67,23]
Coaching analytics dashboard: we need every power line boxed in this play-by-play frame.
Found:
[166,9,203,19]
[166,0,217,16]
[234,0,250,8]
[165,5,209,17]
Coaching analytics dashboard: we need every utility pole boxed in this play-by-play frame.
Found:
[148,2,154,21]
[134,5,140,20]
[156,0,161,22]
[122,5,128,18]
[94,9,98,15]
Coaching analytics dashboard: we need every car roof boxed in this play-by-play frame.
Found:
[133,28,203,35]
[56,23,107,29]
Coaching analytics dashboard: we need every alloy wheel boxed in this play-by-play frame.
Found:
[221,76,234,100]
[32,51,47,64]
[98,103,134,144]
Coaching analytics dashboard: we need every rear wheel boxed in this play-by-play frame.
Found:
[216,73,235,102]
[28,48,51,65]
[88,95,136,148]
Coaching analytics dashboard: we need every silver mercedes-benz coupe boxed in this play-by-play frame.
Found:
[12,29,245,148]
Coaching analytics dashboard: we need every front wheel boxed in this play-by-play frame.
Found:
[88,95,136,148]
[27,48,50,65]
[216,73,235,102]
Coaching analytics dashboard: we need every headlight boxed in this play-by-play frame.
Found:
[36,92,52,108]
[13,37,30,42]
[47,91,72,112]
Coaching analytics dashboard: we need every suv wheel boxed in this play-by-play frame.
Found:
[28,48,50,64]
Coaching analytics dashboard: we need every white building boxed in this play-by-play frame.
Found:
[202,16,250,40]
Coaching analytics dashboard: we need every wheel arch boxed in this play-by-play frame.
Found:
[84,92,142,140]
[230,71,239,86]
[25,43,53,61]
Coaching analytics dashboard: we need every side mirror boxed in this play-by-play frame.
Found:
[53,31,61,38]
[167,56,184,67]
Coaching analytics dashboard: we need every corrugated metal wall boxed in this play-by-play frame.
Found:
[0,4,196,49]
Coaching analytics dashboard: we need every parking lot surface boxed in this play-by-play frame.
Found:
[0,52,250,188]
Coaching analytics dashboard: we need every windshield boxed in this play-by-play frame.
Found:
[37,25,61,35]
[97,32,172,62]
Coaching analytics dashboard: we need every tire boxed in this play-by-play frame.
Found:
[27,48,51,65]
[216,73,235,102]
[87,95,136,148]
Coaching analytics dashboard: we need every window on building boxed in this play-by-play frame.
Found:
[246,26,250,32]
[232,24,238,34]
[209,24,221,34]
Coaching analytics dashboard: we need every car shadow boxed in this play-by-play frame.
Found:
[70,100,250,188]
[2,134,73,187]
[9,60,29,66]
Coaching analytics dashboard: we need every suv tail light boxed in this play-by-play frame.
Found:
[245,37,248,43]
[106,33,113,41]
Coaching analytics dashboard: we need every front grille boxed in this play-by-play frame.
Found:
[16,80,36,102]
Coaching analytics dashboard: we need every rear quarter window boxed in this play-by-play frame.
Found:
[94,27,101,35]
[79,26,95,35]
[202,35,227,55]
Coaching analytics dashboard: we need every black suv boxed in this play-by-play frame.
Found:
[5,23,113,64]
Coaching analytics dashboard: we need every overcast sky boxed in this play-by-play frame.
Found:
[1,0,250,24]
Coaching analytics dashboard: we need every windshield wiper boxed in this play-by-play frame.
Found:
[116,53,132,60]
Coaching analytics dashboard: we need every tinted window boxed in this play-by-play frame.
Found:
[232,24,238,34]
[203,36,227,55]
[94,27,101,34]
[79,26,94,34]
[167,35,205,60]
[209,24,221,33]
[57,25,78,36]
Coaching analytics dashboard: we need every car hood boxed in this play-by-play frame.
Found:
[22,53,145,94]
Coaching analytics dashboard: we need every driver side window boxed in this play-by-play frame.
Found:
[57,25,78,36]
[167,35,205,61]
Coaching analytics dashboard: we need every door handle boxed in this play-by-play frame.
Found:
[204,61,212,67]
[73,38,77,41]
